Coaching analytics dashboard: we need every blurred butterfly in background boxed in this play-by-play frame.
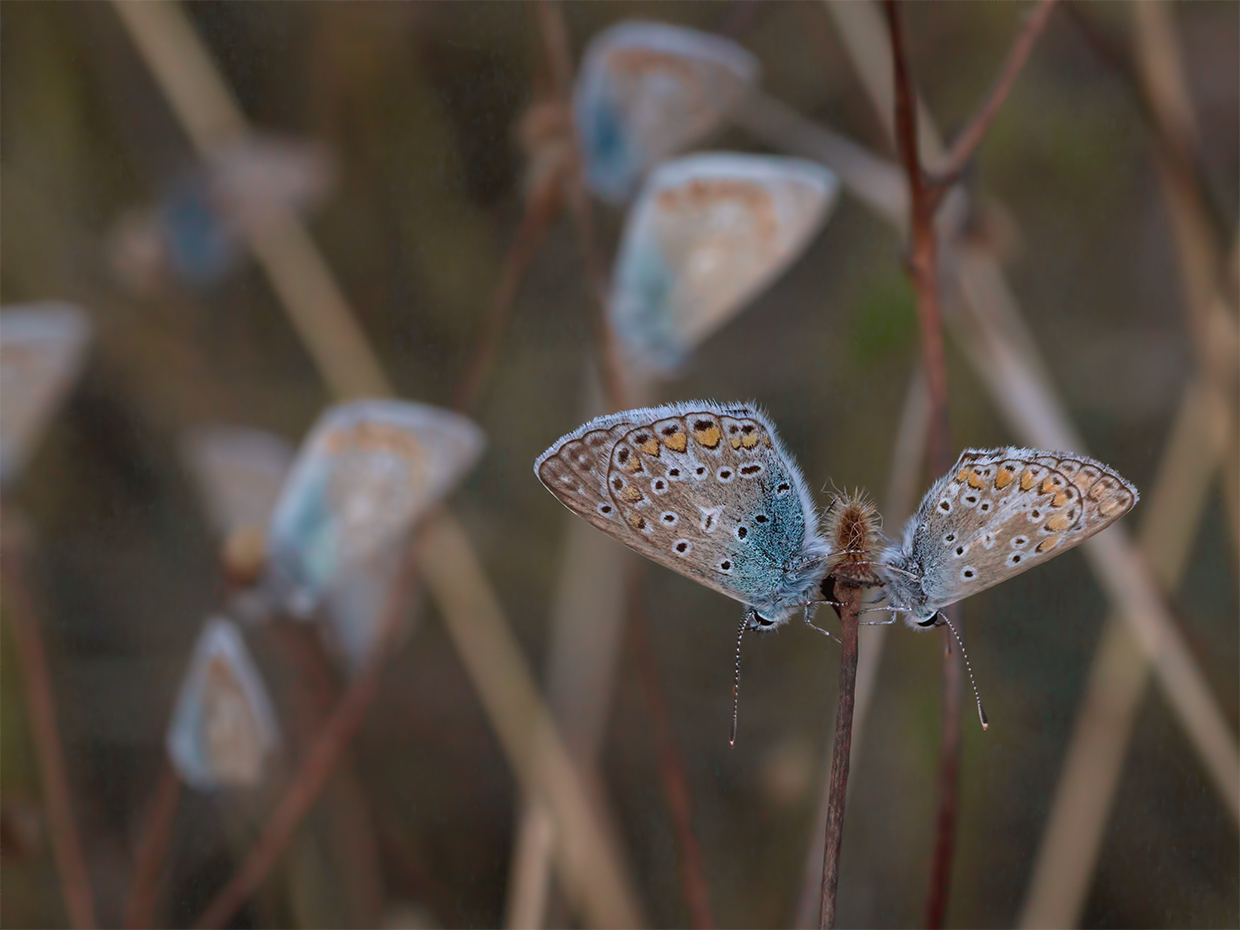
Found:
[575,21,760,203]
[609,154,839,375]
[266,400,485,631]
[0,303,92,490]
[108,133,334,294]
[167,617,280,792]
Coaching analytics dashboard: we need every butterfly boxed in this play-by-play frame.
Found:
[609,153,838,374]
[0,302,92,489]
[878,447,1139,627]
[575,21,760,202]
[167,617,280,791]
[267,399,485,616]
[535,400,831,630]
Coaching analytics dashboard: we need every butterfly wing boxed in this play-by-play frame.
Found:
[906,447,1138,613]
[536,402,824,615]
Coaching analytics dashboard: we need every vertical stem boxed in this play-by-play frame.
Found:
[629,586,715,930]
[818,582,862,930]
[123,764,182,930]
[1,541,99,930]
[883,5,963,926]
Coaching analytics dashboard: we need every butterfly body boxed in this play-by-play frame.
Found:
[535,401,830,628]
[879,447,1139,626]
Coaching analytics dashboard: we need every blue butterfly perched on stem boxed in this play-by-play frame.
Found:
[536,404,1139,634]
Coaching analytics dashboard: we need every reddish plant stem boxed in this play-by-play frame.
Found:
[533,0,629,410]
[1,541,99,930]
[191,562,422,930]
[931,0,1059,192]
[454,175,563,414]
[123,764,182,930]
[885,0,950,478]
[627,577,715,930]
[883,4,962,927]
[529,10,716,929]
[818,581,862,930]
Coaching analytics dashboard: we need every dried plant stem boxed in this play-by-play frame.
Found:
[1018,379,1229,929]
[932,0,1059,189]
[883,5,962,925]
[123,764,182,930]
[1,539,99,930]
[629,582,715,930]
[818,581,862,930]
[192,565,420,930]
[533,0,629,409]
[454,177,561,413]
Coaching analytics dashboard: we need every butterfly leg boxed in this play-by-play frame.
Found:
[802,610,842,644]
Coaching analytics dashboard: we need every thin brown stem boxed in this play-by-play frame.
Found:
[923,605,963,930]
[883,4,964,926]
[454,176,562,414]
[628,578,715,930]
[885,0,950,477]
[931,0,1059,191]
[1,538,99,930]
[818,580,862,930]
[533,0,629,410]
[191,561,422,930]
[123,763,182,930]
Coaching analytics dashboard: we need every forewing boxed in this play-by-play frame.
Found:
[914,448,1138,611]
[535,403,819,612]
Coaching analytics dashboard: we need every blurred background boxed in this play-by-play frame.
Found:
[1,2,1236,928]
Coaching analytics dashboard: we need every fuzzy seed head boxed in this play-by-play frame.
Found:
[824,489,882,586]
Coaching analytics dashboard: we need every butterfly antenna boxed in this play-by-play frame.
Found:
[730,612,747,747]
[936,612,989,730]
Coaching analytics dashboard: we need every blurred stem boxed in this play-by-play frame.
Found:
[883,4,960,926]
[0,534,99,930]
[818,580,861,930]
[628,576,715,930]
[454,175,563,414]
[191,563,421,930]
[931,0,1059,191]
[532,0,629,410]
[123,764,182,930]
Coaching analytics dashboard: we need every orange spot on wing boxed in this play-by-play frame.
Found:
[1051,490,1069,508]
[693,425,721,449]
[995,468,1014,489]
[1035,536,1059,553]
[1020,470,1036,491]
[1039,477,1059,495]
[663,432,687,453]
[637,438,660,457]
[740,431,761,449]
[620,486,644,503]
[967,471,986,489]
[1045,513,1072,532]
[956,468,971,483]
